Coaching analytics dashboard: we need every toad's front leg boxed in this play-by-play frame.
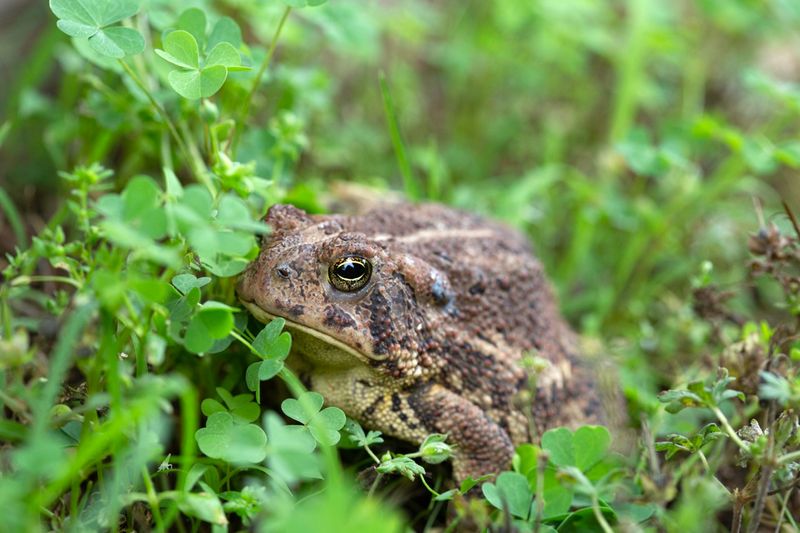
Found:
[312,370,515,482]
[406,383,515,482]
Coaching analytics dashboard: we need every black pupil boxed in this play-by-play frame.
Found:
[336,259,365,280]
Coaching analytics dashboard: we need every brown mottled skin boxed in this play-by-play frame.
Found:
[237,202,600,482]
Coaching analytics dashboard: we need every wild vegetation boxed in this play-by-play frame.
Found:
[1,0,800,530]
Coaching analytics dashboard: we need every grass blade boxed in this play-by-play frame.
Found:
[379,70,420,200]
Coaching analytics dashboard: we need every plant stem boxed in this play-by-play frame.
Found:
[367,472,384,499]
[231,328,344,487]
[118,61,184,156]
[177,120,214,191]
[11,275,82,288]
[117,60,204,183]
[141,466,166,531]
[774,487,794,532]
[364,444,381,465]
[698,451,711,474]
[0,185,26,247]
[533,450,547,533]
[419,473,440,497]
[777,449,800,465]
[591,492,614,533]
[747,398,780,533]
[230,6,292,155]
[710,406,749,452]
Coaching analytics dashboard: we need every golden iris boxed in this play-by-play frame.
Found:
[328,256,372,292]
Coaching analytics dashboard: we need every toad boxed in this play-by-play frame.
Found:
[237,202,600,481]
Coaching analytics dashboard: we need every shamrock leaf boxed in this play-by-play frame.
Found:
[208,17,243,49]
[168,66,227,100]
[95,175,180,266]
[482,471,533,520]
[157,30,228,99]
[264,412,322,483]
[156,30,199,69]
[310,407,347,446]
[176,7,207,50]
[185,301,236,354]
[245,359,284,393]
[168,187,263,277]
[156,19,249,100]
[281,392,346,447]
[176,483,228,526]
[172,273,211,295]
[202,388,260,423]
[281,392,324,424]
[541,425,611,470]
[50,0,144,58]
[252,318,291,360]
[195,412,267,464]
[574,426,612,471]
[541,427,575,467]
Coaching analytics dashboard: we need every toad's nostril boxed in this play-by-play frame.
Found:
[276,264,292,279]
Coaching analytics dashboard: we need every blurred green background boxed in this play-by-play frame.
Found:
[2,0,800,393]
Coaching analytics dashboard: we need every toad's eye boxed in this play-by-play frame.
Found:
[329,256,372,292]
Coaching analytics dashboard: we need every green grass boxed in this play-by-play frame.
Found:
[1,0,800,530]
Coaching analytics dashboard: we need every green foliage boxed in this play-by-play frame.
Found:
[482,472,533,520]
[281,391,346,447]
[156,11,250,100]
[50,0,144,58]
[345,418,384,447]
[658,367,745,414]
[195,411,268,463]
[655,423,724,460]
[4,0,800,530]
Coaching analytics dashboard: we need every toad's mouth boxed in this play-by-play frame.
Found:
[240,300,389,364]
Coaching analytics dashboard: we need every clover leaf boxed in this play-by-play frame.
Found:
[95,175,180,266]
[281,392,324,424]
[281,392,346,447]
[482,471,533,520]
[50,0,144,58]
[201,388,260,424]
[195,411,267,464]
[246,319,292,399]
[264,412,322,483]
[176,7,207,50]
[156,12,249,100]
[541,425,611,471]
[172,273,211,295]
[168,186,267,277]
[184,301,236,354]
[252,318,291,360]
[208,17,243,49]
[177,484,228,526]
[245,360,284,392]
